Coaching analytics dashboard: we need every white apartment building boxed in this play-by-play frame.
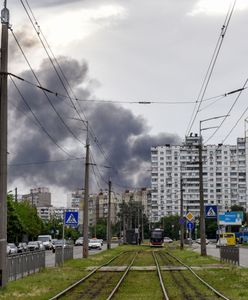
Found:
[151,135,248,223]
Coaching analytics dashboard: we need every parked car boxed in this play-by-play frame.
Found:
[164,237,173,243]
[37,241,45,250]
[37,235,53,250]
[196,238,209,245]
[88,239,102,250]
[91,238,103,246]
[75,237,83,246]
[17,242,27,253]
[27,241,40,251]
[52,239,68,253]
[8,243,18,254]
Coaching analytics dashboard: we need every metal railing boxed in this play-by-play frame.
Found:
[8,250,45,281]
[55,246,73,266]
[220,246,239,265]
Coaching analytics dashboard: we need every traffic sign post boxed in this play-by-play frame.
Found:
[187,221,194,247]
[205,205,218,219]
[65,211,79,225]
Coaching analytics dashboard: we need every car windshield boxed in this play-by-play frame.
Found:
[54,240,64,245]
[89,240,99,243]
[8,244,16,248]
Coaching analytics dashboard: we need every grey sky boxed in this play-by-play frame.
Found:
[6,0,248,205]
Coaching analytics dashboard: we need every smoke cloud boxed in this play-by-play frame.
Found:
[8,56,181,193]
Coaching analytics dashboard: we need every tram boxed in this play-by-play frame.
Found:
[150,228,164,247]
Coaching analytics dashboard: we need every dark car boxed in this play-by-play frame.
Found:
[52,240,68,253]
[17,242,27,253]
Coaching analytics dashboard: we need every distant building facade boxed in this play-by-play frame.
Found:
[150,135,248,223]
[22,187,51,207]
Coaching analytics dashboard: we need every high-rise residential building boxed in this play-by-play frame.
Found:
[150,135,247,223]
[22,187,51,207]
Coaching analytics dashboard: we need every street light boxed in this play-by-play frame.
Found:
[199,115,229,256]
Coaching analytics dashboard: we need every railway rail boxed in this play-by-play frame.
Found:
[153,250,230,300]
[50,249,230,300]
[49,251,137,300]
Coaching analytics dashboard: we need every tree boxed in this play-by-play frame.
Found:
[7,194,24,242]
[157,215,180,240]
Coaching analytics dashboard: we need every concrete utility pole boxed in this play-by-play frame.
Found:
[107,179,111,249]
[180,177,184,250]
[198,134,207,256]
[83,122,89,258]
[0,1,9,287]
[15,187,17,202]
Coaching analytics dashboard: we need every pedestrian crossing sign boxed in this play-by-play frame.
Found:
[65,211,79,225]
[205,205,217,219]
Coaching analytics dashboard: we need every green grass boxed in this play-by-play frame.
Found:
[1,245,248,299]
[116,271,162,300]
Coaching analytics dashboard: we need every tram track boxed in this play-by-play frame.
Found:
[49,251,137,300]
[154,250,230,300]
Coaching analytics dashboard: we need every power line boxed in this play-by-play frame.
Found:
[19,0,119,176]
[6,72,235,105]
[10,28,85,146]
[10,76,74,157]
[8,157,85,167]
[186,0,236,135]
[204,79,248,144]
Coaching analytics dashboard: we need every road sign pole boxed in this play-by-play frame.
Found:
[62,210,65,266]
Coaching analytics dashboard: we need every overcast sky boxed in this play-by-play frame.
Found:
[6,0,248,206]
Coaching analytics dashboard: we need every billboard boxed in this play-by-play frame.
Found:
[218,211,243,225]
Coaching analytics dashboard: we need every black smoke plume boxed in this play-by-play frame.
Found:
[8,57,181,192]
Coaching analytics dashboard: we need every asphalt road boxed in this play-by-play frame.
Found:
[193,242,248,267]
[45,243,119,267]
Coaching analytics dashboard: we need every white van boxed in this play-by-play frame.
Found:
[38,235,52,250]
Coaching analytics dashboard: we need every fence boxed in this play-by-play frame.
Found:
[220,246,239,265]
[55,246,73,266]
[8,250,45,281]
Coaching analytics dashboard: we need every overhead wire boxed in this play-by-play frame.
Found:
[8,157,85,167]
[5,71,236,105]
[204,80,248,144]
[186,0,236,135]
[20,0,120,176]
[10,28,85,146]
[10,76,74,157]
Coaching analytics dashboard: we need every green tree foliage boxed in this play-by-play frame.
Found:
[7,195,44,241]
[7,194,24,242]
[158,215,180,240]
[89,218,107,239]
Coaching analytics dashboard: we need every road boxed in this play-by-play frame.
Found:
[45,243,119,267]
[193,242,248,267]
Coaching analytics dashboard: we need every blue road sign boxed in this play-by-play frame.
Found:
[187,221,194,230]
[205,205,218,219]
[179,217,185,225]
[219,211,243,225]
[65,211,79,225]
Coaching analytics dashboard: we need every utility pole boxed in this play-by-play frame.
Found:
[180,177,184,250]
[15,187,17,202]
[198,134,207,256]
[83,122,89,258]
[0,1,9,287]
[107,179,111,249]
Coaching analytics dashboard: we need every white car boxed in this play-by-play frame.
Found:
[164,237,173,243]
[8,243,18,254]
[75,237,83,246]
[88,239,102,250]
[196,238,209,245]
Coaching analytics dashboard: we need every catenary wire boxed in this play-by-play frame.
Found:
[204,79,248,144]
[8,157,85,167]
[20,0,119,175]
[6,72,236,105]
[186,0,236,135]
[10,28,85,146]
[10,76,74,157]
